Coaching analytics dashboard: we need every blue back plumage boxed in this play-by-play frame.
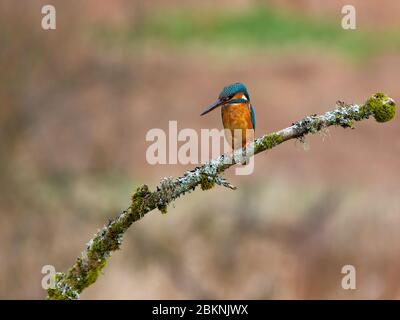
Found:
[250,104,256,130]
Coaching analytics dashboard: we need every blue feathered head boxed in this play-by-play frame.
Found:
[219,82,250,101]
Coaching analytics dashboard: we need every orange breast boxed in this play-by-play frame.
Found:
[221,103,253,130]
[221,103,254,149]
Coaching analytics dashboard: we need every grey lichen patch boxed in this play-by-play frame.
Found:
[296,115,324,134]
[363,92,396,123]
[296,103,363,135]
[155,177,178,213]
[309,116,324,132]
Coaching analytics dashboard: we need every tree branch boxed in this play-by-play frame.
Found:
[47,93,396,299]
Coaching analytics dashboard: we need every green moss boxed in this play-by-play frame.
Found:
[256,133,284,153]
[309,117,323,132]
[200,173,215,190]
[130,185,153,218]
[157,203,168,214]
[88,237,106,256]
[63,256,107,293]
[47,290,68,300]
[75,259,105,292]
[47,272,79,300]
[341,119,354,128]
[131,185,150,207]
[364,93,396,123]
[335,113,354,128]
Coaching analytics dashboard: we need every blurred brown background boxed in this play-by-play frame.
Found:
[0,0,399,299]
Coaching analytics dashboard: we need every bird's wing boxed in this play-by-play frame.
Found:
[250,104,256,130]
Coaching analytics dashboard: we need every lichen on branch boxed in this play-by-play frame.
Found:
[47,93,396,300]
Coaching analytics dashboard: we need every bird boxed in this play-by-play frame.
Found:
[200,82,256,151]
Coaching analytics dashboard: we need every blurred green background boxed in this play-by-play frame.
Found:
[1,0,400,299]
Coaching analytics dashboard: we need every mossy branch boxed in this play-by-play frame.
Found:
[47,93,396,300]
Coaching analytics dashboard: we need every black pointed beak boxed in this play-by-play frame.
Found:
[200,98,225,116]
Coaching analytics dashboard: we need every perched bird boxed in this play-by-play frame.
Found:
[200,82,256,150]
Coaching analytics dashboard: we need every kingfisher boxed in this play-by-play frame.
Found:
[200,82,256,151]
